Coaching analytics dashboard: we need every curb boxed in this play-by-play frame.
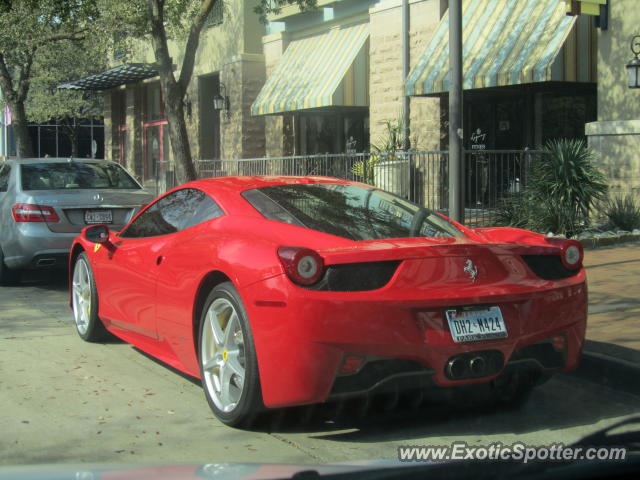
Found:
[579,233,640,249]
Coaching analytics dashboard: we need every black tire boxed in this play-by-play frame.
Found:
[198,282,263,428]
[71,252,109,342]
[0,246,19,286]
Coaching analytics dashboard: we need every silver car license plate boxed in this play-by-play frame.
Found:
[85,209,113,225]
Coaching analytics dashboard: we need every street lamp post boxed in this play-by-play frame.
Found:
[448,0,464,223]
[627,35,640,89]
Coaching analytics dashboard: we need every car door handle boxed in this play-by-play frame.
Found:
[156,256,164,265]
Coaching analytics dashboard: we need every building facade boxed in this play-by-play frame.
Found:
[64,0,630,203]
[253,0,597,157]
[65,0,268,191]
[586,0,640,198]
[253,0,448,157]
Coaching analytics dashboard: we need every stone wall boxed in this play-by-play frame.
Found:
[369,0,443,151]
[587,121,640,197]
[586,0,640,198]
[262,32,292,158]
[221,54,266,160]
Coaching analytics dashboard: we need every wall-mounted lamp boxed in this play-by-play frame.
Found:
[627,35,640,89]
[213,82,230,116]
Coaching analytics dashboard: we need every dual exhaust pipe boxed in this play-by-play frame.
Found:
[445,350,504,380]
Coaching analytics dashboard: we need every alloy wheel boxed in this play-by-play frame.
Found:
[201,297,246,413]
[72,258,92,335]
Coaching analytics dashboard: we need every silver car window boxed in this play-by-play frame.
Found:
[20,162,139,190]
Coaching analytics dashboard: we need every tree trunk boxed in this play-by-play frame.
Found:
[145,0,215,185]
[8,100,34,158]
[161,78,197,183]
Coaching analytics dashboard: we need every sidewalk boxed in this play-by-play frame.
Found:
[584,244,640,351]
[573,243,640,395]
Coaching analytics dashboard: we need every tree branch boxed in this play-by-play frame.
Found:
[16,50,34,102]
[178,0,216,93]
[34,29,88,48]
[146,0,177,87]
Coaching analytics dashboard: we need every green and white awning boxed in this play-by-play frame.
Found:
[252,23,369,116]
[406,0,578,96]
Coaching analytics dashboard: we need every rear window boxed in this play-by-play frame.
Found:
[21,162,140,191]
[242,183,462,241]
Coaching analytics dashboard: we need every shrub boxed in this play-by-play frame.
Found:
[496,139,607,237]
[605,194,640,231]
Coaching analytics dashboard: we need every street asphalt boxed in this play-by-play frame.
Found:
[0,244,639,466]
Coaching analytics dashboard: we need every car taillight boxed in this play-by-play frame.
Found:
[12,203,60,223]
[277,246,324,286]
[547,238,583,270]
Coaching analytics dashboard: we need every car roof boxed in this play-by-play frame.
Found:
[188,175,356,193]
[5,158,121,166]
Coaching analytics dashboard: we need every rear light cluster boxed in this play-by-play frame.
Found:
[522,239,584,280]
[277,247,324,286]
[12,203,60,223]
[277,246,400,291]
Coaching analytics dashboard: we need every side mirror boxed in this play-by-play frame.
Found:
[84,224,110,244]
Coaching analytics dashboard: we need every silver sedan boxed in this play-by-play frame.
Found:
[0,158,155,284]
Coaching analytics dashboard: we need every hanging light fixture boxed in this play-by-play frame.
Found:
[213,82,229,115]
[627,35,640,89]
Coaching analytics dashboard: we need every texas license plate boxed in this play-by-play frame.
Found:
[85,209,112,224]
[445,306,507,343]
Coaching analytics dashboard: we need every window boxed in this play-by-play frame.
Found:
[21,162,140,191]
[206,1,224,27]
[145,83,163,122]
[0,164,11,192]
[242,184,462,241]
[296,111,369,155]
[121,188,223,238]
[144,83,168,181]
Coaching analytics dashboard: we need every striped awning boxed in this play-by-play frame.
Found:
[251,23,369,116]
[406,0,577,96]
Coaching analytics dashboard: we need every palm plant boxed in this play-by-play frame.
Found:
[605,194,640,231]
[495,139,608,237]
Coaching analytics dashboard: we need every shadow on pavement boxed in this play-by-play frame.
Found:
[248,372,639,440]
[11,269,69,291]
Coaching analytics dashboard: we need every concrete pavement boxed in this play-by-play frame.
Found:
[0,244,639,466]
[571,244,640,396]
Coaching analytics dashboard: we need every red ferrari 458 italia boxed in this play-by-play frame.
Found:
[69,176,587,427]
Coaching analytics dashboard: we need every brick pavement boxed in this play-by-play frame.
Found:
[583,244,640,351]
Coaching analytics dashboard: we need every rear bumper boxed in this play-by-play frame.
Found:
[242,273,587,408]
[2,223,76,269]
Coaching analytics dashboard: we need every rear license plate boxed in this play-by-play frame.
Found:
[85,209,112,225]
[445,306,507,343]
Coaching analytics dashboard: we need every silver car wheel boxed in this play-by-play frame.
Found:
[72,257,92,335]
[201,298,246,413]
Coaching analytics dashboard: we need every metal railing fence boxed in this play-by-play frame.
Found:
[154,149,545,227]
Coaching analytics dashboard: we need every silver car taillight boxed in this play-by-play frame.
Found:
[12,203,60,223]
